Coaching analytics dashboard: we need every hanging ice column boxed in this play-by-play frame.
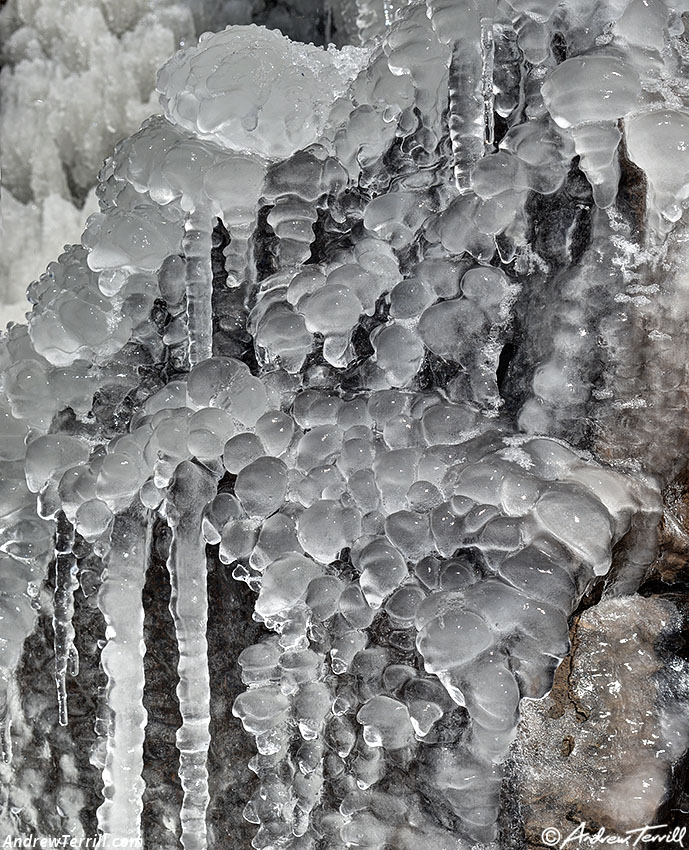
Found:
[164,461,218,850]
[427,0,497,190]
[97,504,150,842]
[184,207,214,366]
[53,511,79,726]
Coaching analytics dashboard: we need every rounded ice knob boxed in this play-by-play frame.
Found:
[542,55,641,208]
[625,108,689,228]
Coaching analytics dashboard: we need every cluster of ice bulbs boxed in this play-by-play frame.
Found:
[3,0,689,845]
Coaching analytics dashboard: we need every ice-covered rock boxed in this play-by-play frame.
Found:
[1,0,689,846]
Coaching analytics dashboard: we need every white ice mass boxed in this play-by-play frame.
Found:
[1,0,689,847]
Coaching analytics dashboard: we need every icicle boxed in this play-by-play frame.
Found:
[53,510,78,726]
[481,18,495,152]
[443,0,496,190]
[165,461,218,850]
[96,504,151,843]
[0,673,13,764]
[224,223,254,291]
[184,207,214,366]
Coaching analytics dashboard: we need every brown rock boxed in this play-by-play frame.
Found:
[513,595,689,848]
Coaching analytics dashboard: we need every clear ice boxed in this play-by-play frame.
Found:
[1,0,689,845]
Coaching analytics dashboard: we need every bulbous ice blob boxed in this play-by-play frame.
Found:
[542,56,641,130]
[534,487,614,574]
[384,510,432,560]
[0,406,30,463]
[75,499,113,542]
[296,426,343,472]
[447,649,520,738]
[421,402,482,445]
[299,284,362,335]
[187,408,236,459]
[202,153,266,222]
[357,696,415,749]
[251,513,302,570]
[97,453,149,504]
[232,685,290,735]
[625,109,689,227]
[0,472,31,534]
[254,412,295,457]
[294,682,331,735]
[417,608,494,674]
[255,304,312,374]
[497,547,576,614]
[385,584,426,626]
[370,323,424,387]
[306,575,345,621]
[339,584,375,629]
[358,538,408,608]
[296,500,361,564]
[84,207,182,272]
[255,553,322,619]
[223,433,265,474]
[157,26,367,159]
[238,642,281,685]
[235,457,288,518]
[25,436,91,494]
[615,0,669,53]
[187,356,268,425]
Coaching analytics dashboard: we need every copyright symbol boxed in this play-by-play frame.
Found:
[542,828,561,846]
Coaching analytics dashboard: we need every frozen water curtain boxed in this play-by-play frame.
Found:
[0,1,689,848]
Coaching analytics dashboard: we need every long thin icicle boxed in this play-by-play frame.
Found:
[445,0,497,190]
[53,510,79,726]
[97,504,150,842]
[481,17,495,152]
[165,461,218,850]
[184,207,214,366]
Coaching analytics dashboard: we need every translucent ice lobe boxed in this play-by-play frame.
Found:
[97,505,150,843]
[542,57,641,130]
[85,207,182,272]
[541,55,641,208]
[2,3,684,845]
[165,461,218,850]
[625,109,689,228]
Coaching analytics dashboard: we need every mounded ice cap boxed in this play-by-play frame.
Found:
[157,25,368,159]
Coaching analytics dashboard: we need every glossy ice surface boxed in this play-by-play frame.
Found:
[1,0,689,846]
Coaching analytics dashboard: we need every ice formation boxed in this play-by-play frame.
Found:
[0,0,344,322]
[1,0,689,845]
